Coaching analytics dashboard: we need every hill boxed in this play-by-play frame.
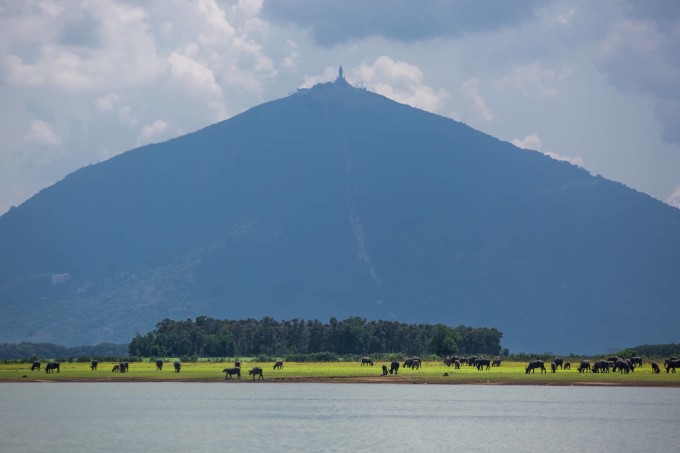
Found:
[1,73,679,353]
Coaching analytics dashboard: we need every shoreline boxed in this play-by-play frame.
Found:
[3,376,680,387]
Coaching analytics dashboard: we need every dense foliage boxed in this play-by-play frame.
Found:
[0,342,128,360]
[617,344,680,358]
[128,316,503,358]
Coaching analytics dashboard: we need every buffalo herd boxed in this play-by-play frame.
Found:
[23,355,680,381]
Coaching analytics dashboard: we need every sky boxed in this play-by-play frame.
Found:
[1,0,679,215]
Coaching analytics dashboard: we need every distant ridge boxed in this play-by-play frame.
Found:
[1,76,679,353]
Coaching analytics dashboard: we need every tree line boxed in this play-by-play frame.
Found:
[128,316,503,358]
[0,342,128,360]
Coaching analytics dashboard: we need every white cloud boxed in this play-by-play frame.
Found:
[667,185,680,209]
[353,56,449,113]
[458,78,493,122]
[512,133,584,167]
[95,94,120,112]
[137,119,169,145]
[23,120,62,146]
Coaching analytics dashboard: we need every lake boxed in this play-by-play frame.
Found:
[1,383,678,452]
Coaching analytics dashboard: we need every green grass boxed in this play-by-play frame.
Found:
[2,361,678,385]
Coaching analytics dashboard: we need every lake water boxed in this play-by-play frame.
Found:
[1,383,679,452]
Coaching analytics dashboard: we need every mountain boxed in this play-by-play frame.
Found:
[1,74,679,354]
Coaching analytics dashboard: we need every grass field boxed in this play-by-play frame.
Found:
[1,360,679,386]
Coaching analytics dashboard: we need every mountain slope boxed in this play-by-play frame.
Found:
[1,76,679,353]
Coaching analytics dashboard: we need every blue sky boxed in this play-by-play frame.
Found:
[1,0,679,214]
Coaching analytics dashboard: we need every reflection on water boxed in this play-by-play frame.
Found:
[1,383,678,452]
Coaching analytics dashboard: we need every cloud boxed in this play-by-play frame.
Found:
[95,94,120,112]
[458,78,493,122]
[667,185,680,209]
[512,133,584,167]
[23,120,62,146]
[262,0,541,46]
[494,63,569,98]
[137,119,169,145]
[596,14,680,145]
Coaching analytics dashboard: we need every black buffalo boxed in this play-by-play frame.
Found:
[651,362,661,374]
[467,356,478,366]
[444,357,460,367]
[554,357,564,369]
[382,365,388,376]
[45,362,60,374]
[491,359,501,367]
[112,364,120,372]
[174,362,181,373]
[249,367,264,381]
[550,362,557,373]
[630,357,643,368]
[526,360,546,374]
[389,361,400,375]
[223,367,241,379]
[361,357,374,366]
[403,357,420,369]
[665,359,680,373]
[476,359,491,371]
[90,360,98,371]
[577,361,591,373]
[31,361,40,371]
[563,361,571,370]
[613,360,630,374]
[273,361,284,370]
[592,360,609,373]
[155,360,163,371]
[119,362,129,373]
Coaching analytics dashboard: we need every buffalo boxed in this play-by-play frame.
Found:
[444,357,460,367]
[491,359,501,367]
[613,360,630,374]
[112,364,120,372]
[476,359,491,371]
[651,362,661,374]
[90,360,98,371]
[577,361,591,373]
[526,360,546,374]
[553,357,564,369]
[30,361,40,371]
[45,362,60,374]
[592,360,609,373]
[467,356,478,366]
[249,367,264,381]
[119,362,129,373]
[452,360,461,369]
[550,362,557,373]
[273,361,284,370]
[156,360,163,371]
[361,357,373,366]
[389,361,400,375]
[381,365,389,376]
[235,361,241,368]
[174,362,181,373]
[403,357,420,369]
[630,357,642,368]
[563,361,571,370]
[665,359,680,373]
[223,367,241,380]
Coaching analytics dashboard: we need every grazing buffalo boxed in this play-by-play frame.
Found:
[476,359,491,371]
[444,357,460,367]
[273,361,284,370]
[665,359,680,373]
[45,362,60,374]
[31,361,40,371]
[592,360,609,373]
[459,358,468,366]
[577,361,591,373]
[112,364,120,372]
[90,360,98,371]
[389,361,400,375]
[119,362,129,373]
[223,367,241,380]
[156,360,163,371]
[491,359,501,367]
[453,360,461,369]
[554,357,564,369]
[249,367,264,381]
[361,357,373,366]
[382,365,389,376]
[564,361,571,370]
[467,356,478,366]
[551,362,557,373]
[403,358,418,369]
[630,357,642,368]
[174,362,181,373]
[526,360,546,374]
[651,362,661,374]
[613,360,630,374]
